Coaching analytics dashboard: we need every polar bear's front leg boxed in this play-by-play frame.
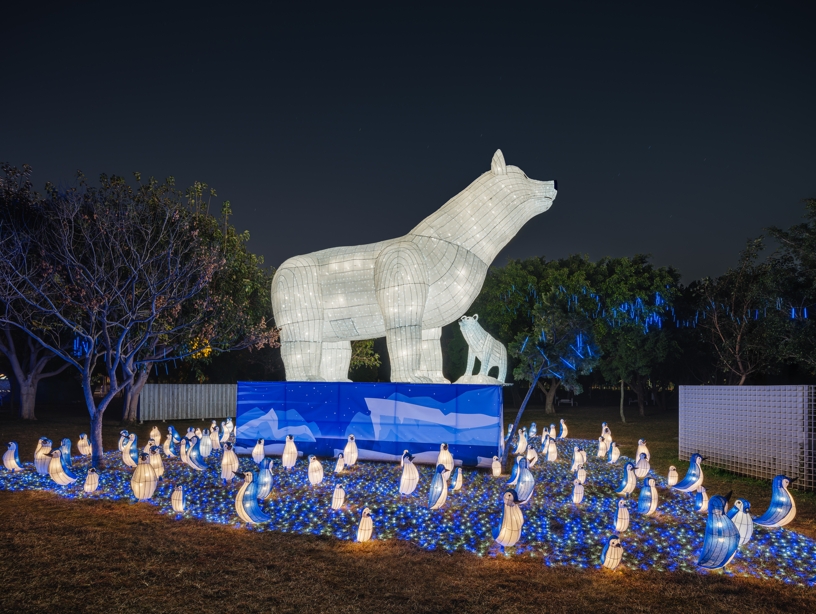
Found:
[419,328,450,383]
[375,241,431,383]
[319,341,353,382]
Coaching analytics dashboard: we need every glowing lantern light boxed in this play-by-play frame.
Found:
[118,430,129,452]
[167,425,182,445]
[727,499,753,545]
[3,442,23,472]
[84,467,99,493]
[514,458,535,504]
[548,424,556,439]
[571,447,587,472]
[694,486,709,513]
[667,466,678,486]
[163,434,177,458]
[637,477,658,516]
[614,499,630,532]
[600,535,623,570]
[356,507,373,542]
[526,446,538,467]
[308,455,324,486]
[437,443,453,480]
[529,422,537,438]
[698,494,739,569]
[48,450,77,486]
[507,455,522,487]
[450,466,463,492]
[634,453,650,479]
[131,452,158,501]
[34,438,52,475]
[149,426,162,446]
[331,484,345,510]
[142,438,155,454]
[256,458,274,500]
[428,464,448,510]
[334,453,345,474]
[615,462,636,496]
[149,446,164,479]
[558,419,568,439]
[252,439,265,464]
[754,475,797,528]
[186,428,197,441]
[399,451,420,495]
[491,456,501,477]
[597,437,608,458]
[575,464,586,485]
[343,435,359,467]
[493,489,523,548]
[179,438,190,465]
[514,429,528,456]
[221,418,234,443]
[673,453,704,492]
[572,478,585,504]
[199,429,212,458]
[171,485,185,513]
[235,471,270,524]
[282,435,298,469]
[221,442,240,483]
[77,434,92,457]
[545,437,558,462]
[123,434,139,468]
[607,442,620,464]
[210,426,221,451]
[601,423,612,445]
[636,439,650,461]
[187,437,207,471]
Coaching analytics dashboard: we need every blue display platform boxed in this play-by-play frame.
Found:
[235,381,503,468]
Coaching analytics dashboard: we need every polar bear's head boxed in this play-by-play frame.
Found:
[459,314,487,347]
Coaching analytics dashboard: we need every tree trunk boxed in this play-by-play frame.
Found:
[121,370,149,424]
[501,376,540,466]
[18,379,37,420]
[655,387,666,412]
[619,379,626,424]
[634,377,646,417]
[90,411,104,469]
[536,379,560,415]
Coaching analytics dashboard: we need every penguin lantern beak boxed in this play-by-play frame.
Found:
[788,477,798,483]
[723,490,733,504]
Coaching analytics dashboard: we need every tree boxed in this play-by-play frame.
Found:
[693,239,779,385]
[0,170,276,467]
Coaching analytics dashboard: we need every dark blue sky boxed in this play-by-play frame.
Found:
[2,1,814,282]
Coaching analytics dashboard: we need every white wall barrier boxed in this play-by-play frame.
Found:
[139,384,237,421]
[679,385,815,491]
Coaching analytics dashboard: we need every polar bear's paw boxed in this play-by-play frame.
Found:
[392,372,434,384]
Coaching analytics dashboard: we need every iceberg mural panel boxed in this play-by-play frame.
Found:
[235,382,502,467]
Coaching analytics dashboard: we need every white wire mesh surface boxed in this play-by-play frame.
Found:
[679,386,814,491]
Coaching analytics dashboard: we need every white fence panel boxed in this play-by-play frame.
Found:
[140,384,237,421]
[679,385,814,491]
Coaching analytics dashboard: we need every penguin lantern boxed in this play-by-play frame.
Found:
[48,449,77,486]
[726,499,753,546]
[437,443,454,480]
[199,429,213,458]
[698,493,739,570]
[548,424,557,439]
[117,430,129,452]
[667,466,679,487]
[694,486,709,513]
[571,447,587,472]
[526,446,539,467]
[84,467,99,493]
[491,456,502,477]
[514,429,528,456]
[529,422,538,438]
[428,464,449,510]
[171,485,185,513]
[221,442,240,483]
[123,434,139,468]
[3,442,23,472]
[252,438,265,464]
[514,458,535,505]
[545,437,558,462]
[754,475,797,528]
[601,423,612,445]
[210,426,221,451]
[614,499,630,533]
[282,435,298,469]
[334,453,346,474]
[308,455,324,486]
[506,455,523,487]
[235,472,271,524]
[187,437,208,471]
[131,452,158,501]
[59,438,73,467]
[575,464,587,485]
[399,451,420,495]
[615,462,636,496]
[356,507,373,542]
[450,466,463,492]
[149,426,162,447]
[77,434,92,457]
[637,477,658,516]
[343,435,359,467]
[636,439,650,461]
[331,483,346,510]
[674,453,704,492]
[149,446,165,480]
[493,490,524,549]
[256,458,274,500]
[163,433,177,458]
[221,418,235,443]
[572,478,584,505]
[600,535,623,570]
[558,419,568,439]
[35,438,52,475]
[597,436,608,459]
[634,453,651,479]
[607,442,620,464]
[167,425,182,445]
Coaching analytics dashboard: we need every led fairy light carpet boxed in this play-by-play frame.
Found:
[2,437,814,586]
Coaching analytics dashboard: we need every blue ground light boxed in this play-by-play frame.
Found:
[2,436,814,586]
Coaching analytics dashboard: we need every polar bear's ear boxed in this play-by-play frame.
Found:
[473,314,479,321]
[491,150,507,176]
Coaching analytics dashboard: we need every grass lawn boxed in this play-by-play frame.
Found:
[1,402,815,613]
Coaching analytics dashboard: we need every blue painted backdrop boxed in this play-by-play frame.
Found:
[235,382,503,467]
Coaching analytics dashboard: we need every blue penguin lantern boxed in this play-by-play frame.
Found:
[3,442,23,472]
[600,535,623,570]
[187,437,207,471]
[698,493,739,570]
[256,457,274,500]
[399,451,420,495]
[493,489,524,548]
[428,464,448,510]
[754,475,797,528]
[637,477,658,516]
[514,458,535,504]
[529,422,537,438]
[235,471,271,524]
[59,438,72,467]
[615,462,636,496]
[674,453,704,492]
[727,499,753,545]
[694,487,709,513]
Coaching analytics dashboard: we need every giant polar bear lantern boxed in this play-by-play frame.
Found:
[271,150,557,383]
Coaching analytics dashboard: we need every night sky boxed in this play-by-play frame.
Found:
[2,1,815,283]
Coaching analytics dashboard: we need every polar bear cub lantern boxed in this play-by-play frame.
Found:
[456,314,507,384]
[272,150,557,382]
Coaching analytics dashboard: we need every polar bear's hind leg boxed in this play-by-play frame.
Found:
[320,341,353,382]
[419,328,450,383]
